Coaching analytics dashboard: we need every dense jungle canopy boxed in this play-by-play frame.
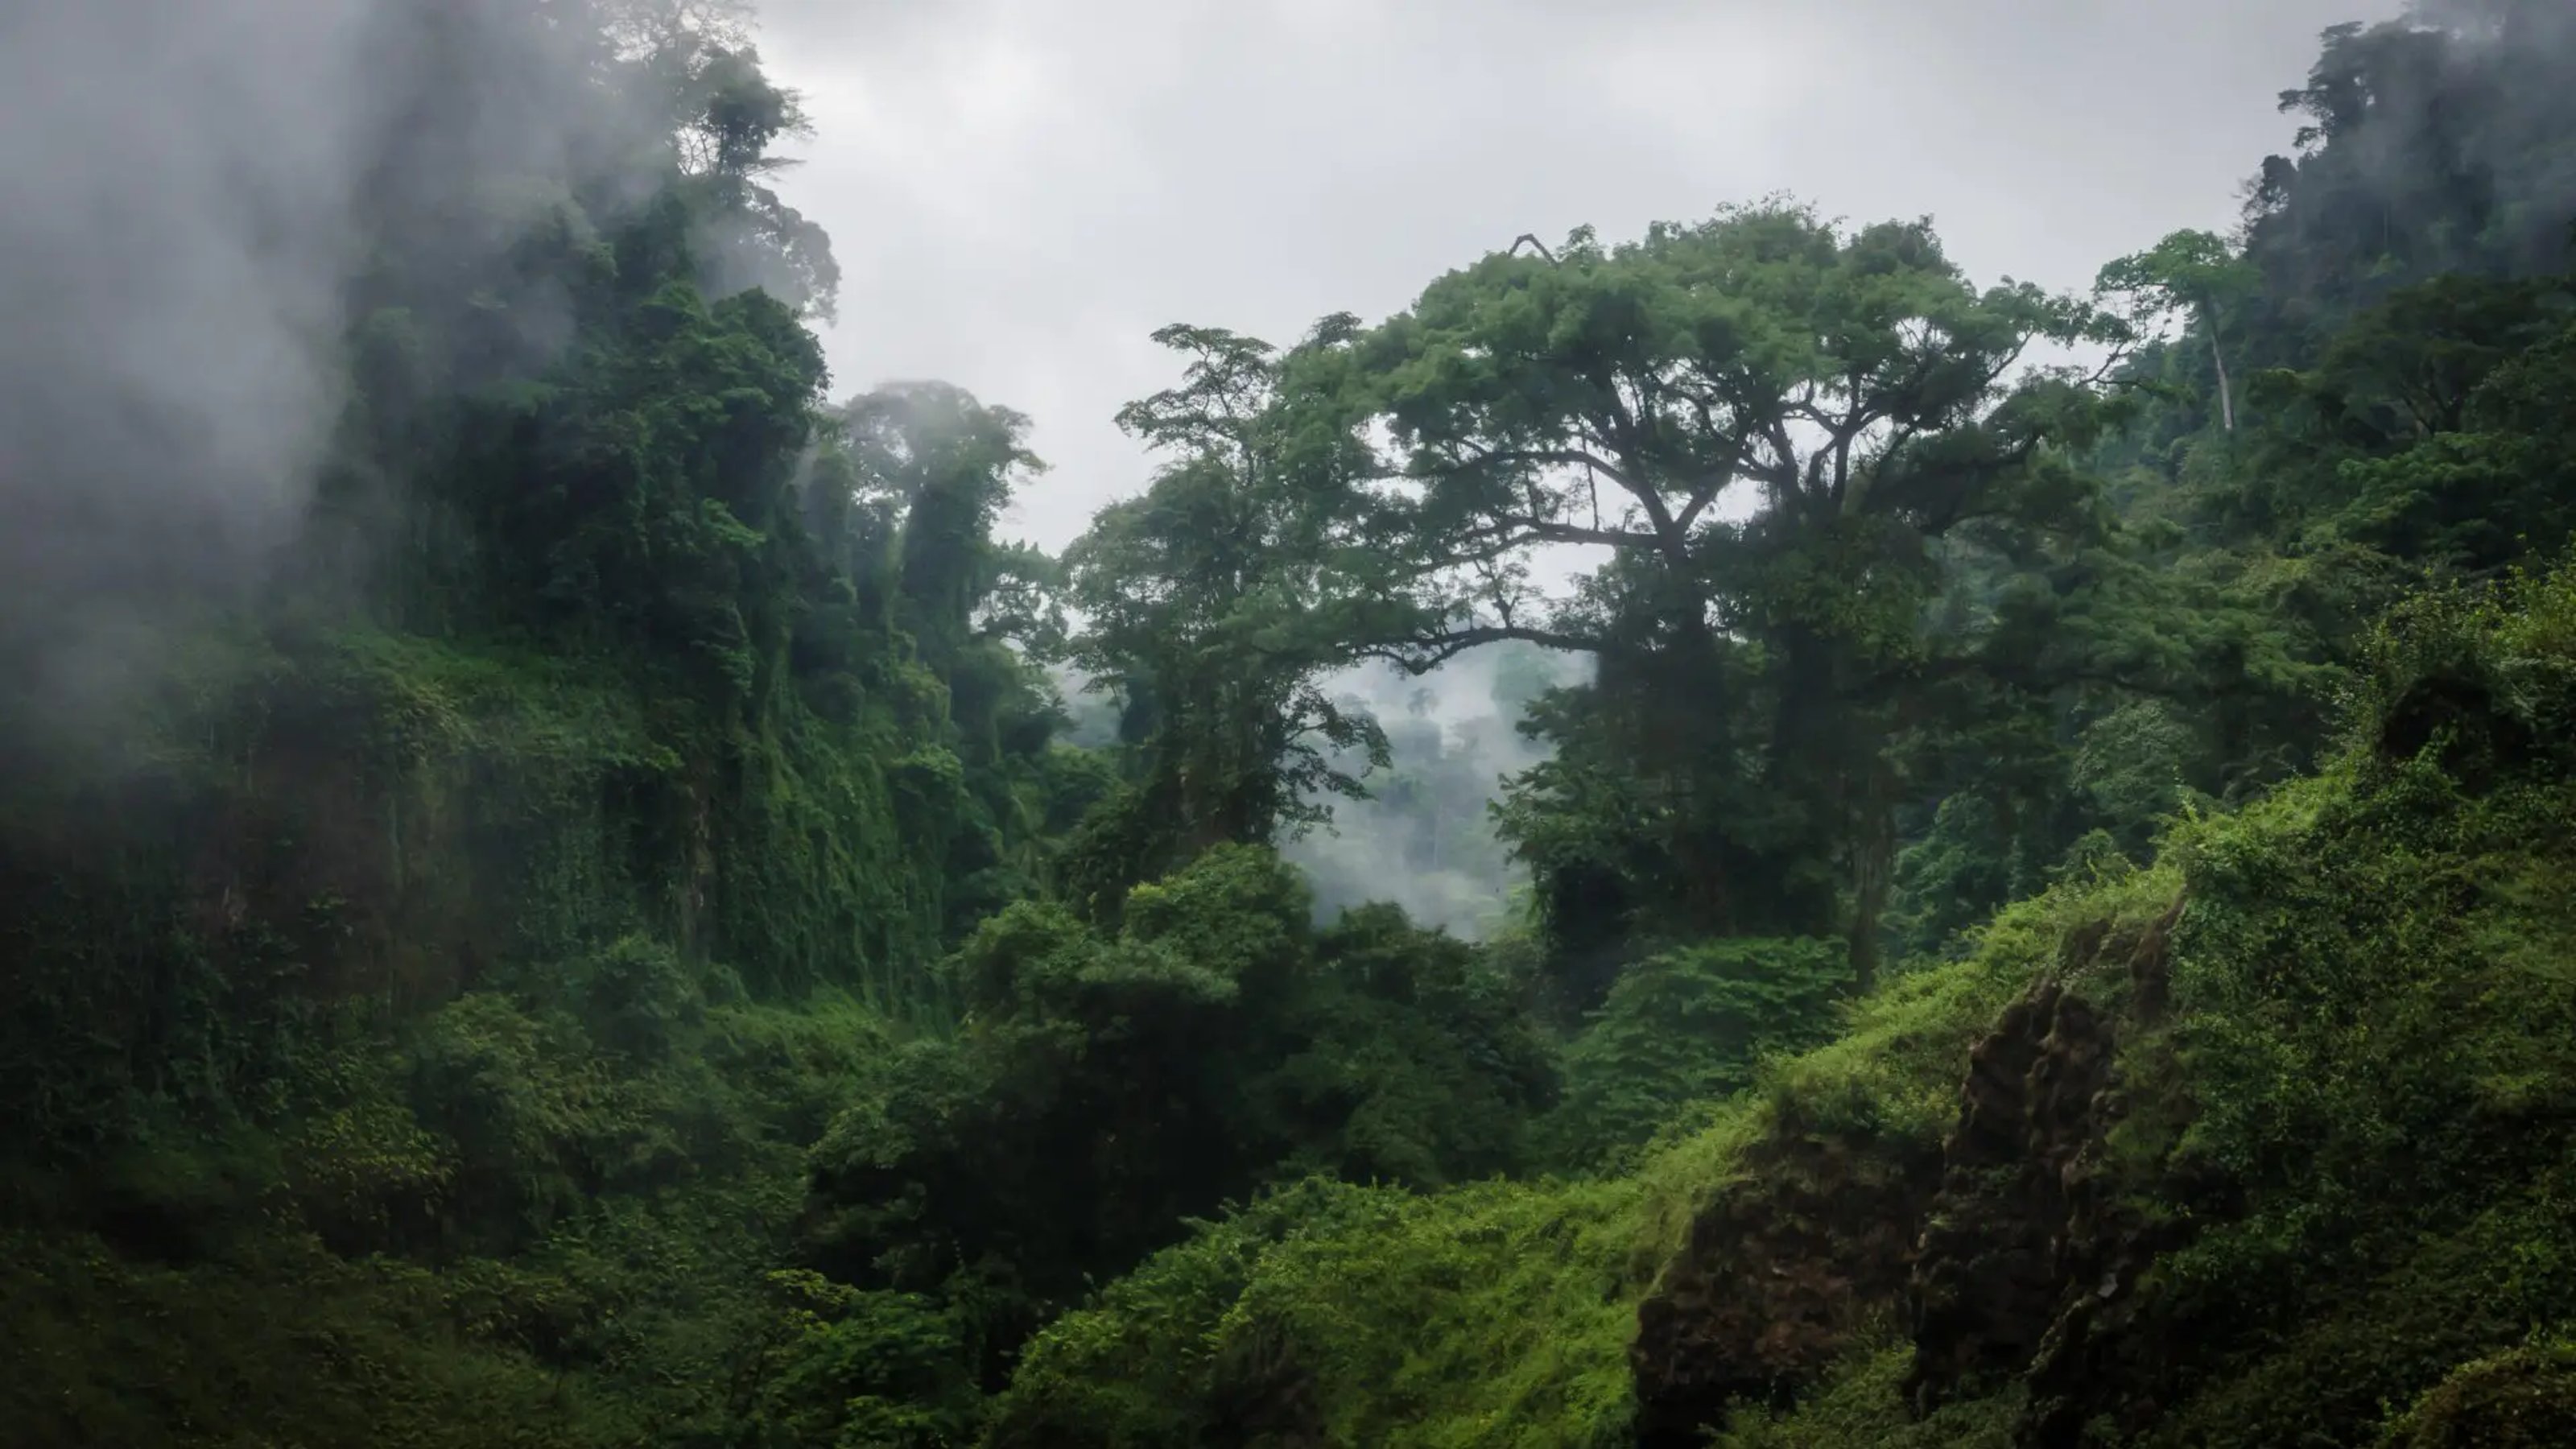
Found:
[6,0,2576,1444]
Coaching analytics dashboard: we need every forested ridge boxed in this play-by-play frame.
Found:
[6,0,2576,1443]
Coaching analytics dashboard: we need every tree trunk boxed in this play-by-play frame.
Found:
[2205,308,2236,433]
[1847,773,1895,996]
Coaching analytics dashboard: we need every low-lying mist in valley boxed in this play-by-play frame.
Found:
[1046,642,1591,938]
[1283,643,1592,939]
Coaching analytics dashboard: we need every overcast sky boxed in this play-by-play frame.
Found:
[752,0,2404,553]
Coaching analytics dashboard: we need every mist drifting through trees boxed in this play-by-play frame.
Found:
[5,2,2576,1446]
[1284,645,1592,939]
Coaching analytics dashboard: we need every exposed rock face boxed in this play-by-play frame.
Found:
[1630,1125,1943,1447]
[1626,902,2194,1447]
[1905,899,2195,1448]
[1903,980,2116,1410]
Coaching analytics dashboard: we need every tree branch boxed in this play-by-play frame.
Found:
[1359,624,1612,674]
[1472,514,1662,551]
[1435,444,1639,493]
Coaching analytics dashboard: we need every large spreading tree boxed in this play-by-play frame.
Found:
[1055,323,1402,914]
[1282,200,2159,989]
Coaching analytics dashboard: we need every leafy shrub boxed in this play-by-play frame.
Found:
[1541,937,1847,1172]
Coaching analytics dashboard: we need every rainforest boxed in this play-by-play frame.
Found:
[6,1,2576,1444]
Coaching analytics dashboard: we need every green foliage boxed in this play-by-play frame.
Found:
[980,843,2161,1446]
[989,1175,1649,1449]
[2147,1191,2576,1448]
[19,4,2576,1445]
[1058,324,1395,903]
[0,1226,628,1449]
[2099,229,2260,430]
[0,4,1090,1443]
[806,848,1558,1381]
[2245,2,2576,335]
[1885,794,2049,966]
[2073,701,2202,851]
[1685,561,2576,1447]
[2383,1336,2576,1447]
[1282,196,2192,987]
[1542,937,1848,1171]
[1707,1340,2020,1449]
[737,1271,985,1449]
[1275,663,2574,1447]
[0,931,895,1447]
[1274,903,1558,1187]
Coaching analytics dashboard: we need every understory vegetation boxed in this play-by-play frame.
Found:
[7,1,2576,1444]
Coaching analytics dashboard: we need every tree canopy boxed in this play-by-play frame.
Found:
[12,2,2576,1447]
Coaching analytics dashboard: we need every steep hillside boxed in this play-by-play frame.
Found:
[0,3,1090,1442]
[986,561,2576,1447]
[6,2,2576,1446]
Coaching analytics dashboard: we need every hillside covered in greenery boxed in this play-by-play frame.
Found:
[5,1,2576,1445]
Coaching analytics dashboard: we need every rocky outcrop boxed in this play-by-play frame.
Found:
[1902,980,2118,1410]
[1630,1125,1943,1447]
[1903,898,2197,1447]
[1626,902,2195,1448]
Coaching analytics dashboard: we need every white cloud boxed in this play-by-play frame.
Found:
[755,0,2403,551]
